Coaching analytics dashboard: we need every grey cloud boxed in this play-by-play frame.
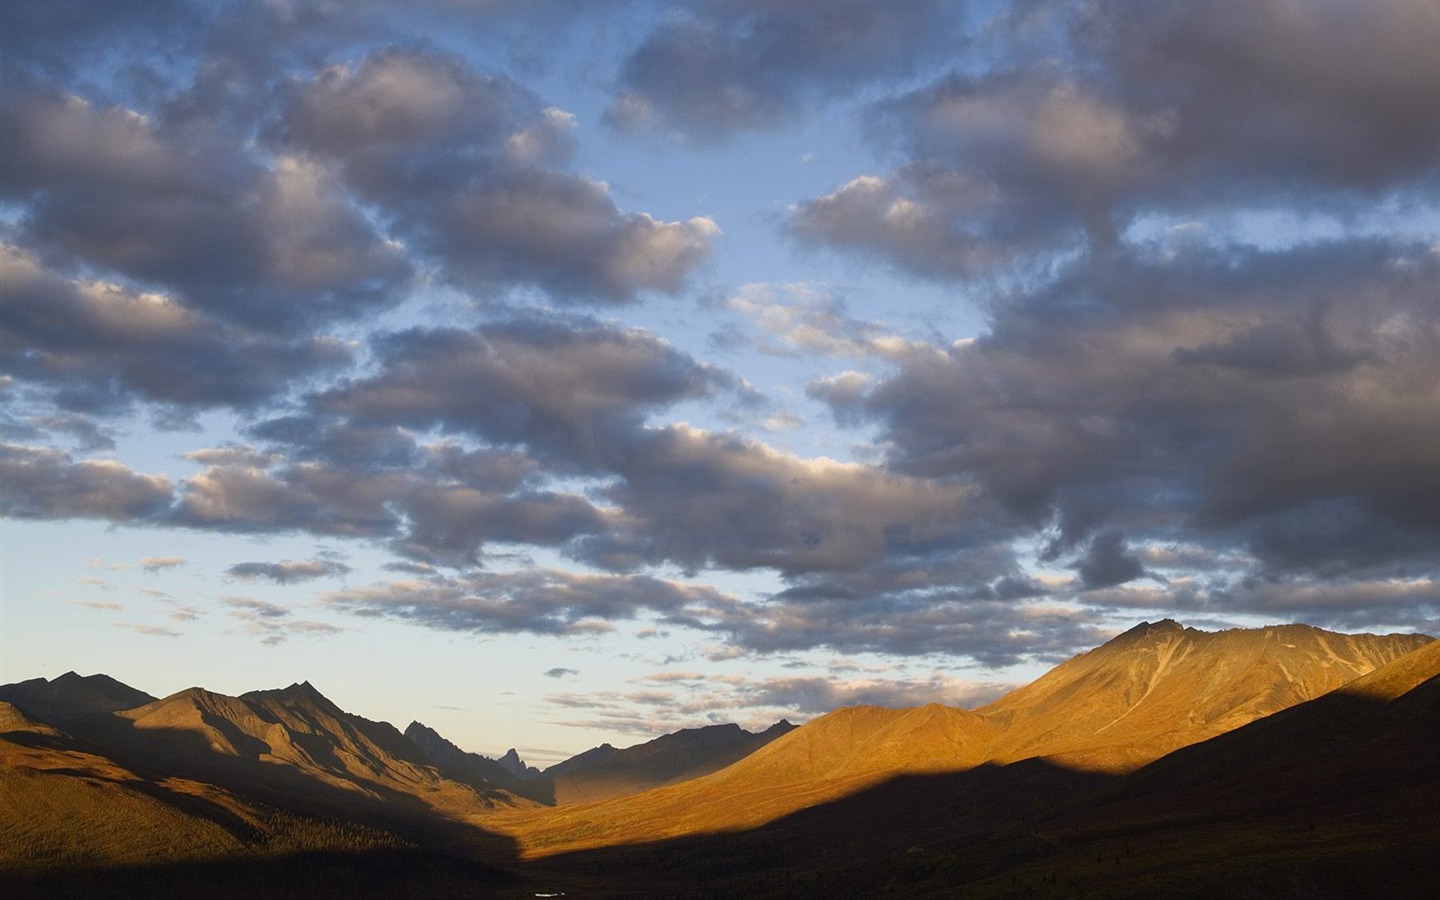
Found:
[545,667,579,678]
[318,319,726,468]
[818,240,1440,596]
[789,168,1025,280]
[0,443,173,522]
[1075,530,1146,590]
[28,414,116,452]
[793,0,1440,279]
[1082,572,1439,636]
[0,90,411,332]
[277,49,717,303]
[736,674,1015,714]
[607,0,960,139]
[0,245,353,412]
[174,451,603,568]
[0,1,201,79]
[701,592,1104,665]
[226,558,351,584]
[222,596,344,645]
[578,424,991,576]
[324,570,733,637]
[1081,0,1440,193]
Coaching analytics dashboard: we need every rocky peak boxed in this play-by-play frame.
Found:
[497,747,542,780]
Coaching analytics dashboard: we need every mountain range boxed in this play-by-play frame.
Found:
[2,620,1437,898]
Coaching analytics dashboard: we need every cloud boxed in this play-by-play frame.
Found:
[276,49,717,303]
[809,239,1440,624]
[606,0,961,140]
[317,318,729,469]
[140,556,186,573]
[324,569,735,637]
[576,424,993,576]
[789,170,1024,280]
[222,596,344,646]
[791,0,1440,278]
[712,594,1105,666]
[73,599,124,612]
[173,438,604,567]
[117,622,182,638]
[724,282,918,359]
[25,414,115,452]
[1074,531,1146,590]
[0,244,353,413]
[0,443,173,522]
[226,558,351,584]
[548,670,1019,738]
[544,667,579,679]
[0,90,411,333]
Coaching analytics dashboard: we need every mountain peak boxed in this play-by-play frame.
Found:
[242,680,334,708]
[497,748,542,780]
[1117,619,1185,639]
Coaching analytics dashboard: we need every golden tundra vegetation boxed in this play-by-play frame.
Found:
[2,621,1438,898]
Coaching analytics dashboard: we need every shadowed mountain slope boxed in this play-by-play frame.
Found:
[0,672,155,732]
[99,682,536,823]
[545,720,798,804]
[489,622,1431,856]
[405,718,799,807]
[0,702,415,878]
[404,721,555,804]
[0,678,528,890]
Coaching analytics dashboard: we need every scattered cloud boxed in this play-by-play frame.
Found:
[606,0,962,140]
[140,556,186,573]
[226,558,351,584]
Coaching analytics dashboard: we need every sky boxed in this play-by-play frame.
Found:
[2,0,1438,766]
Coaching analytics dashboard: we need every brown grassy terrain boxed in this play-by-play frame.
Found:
[3,624,1435,898]
[484,622,1431,857]
[505,636,1440,898]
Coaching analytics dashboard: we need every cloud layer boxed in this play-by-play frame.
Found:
[4,0,1438,681]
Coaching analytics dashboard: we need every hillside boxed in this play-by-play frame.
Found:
[404,721,555,804]
[545,720,797,804]
[507,634,1440,898]
[0,700,414,878]
[976,619,1432,770]
[4,622,1436,898]
[0,672,155,732]
[488,622,1431,855]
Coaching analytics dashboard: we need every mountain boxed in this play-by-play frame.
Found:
[541,742,616,778]
[5,621,1436,897]
[0,671,155,732]
[493,633,1440,898]
[976,619,1432,770]
[544,720,797,804]
[404,721,554,804]
[490,622,1431,856]
[929,635,1440,899]
[406,718,799,806]
[98,681,535,822]
[495,748,541,780]
[0,696,418,880]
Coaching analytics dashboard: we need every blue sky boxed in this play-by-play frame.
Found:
[3,0,1438,765]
